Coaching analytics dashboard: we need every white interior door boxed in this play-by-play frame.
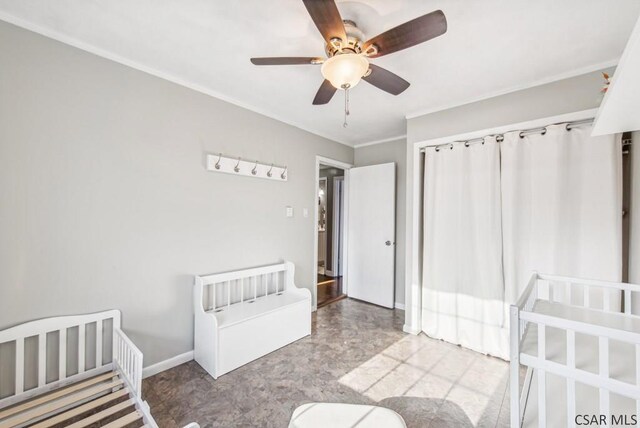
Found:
[347,163,395,308]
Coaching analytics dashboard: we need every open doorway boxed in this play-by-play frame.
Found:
[315,159,349,308]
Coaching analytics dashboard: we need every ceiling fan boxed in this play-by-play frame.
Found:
[250,0,447,109]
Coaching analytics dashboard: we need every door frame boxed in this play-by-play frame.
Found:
[330,176,345,277]
[317,177,328,275]
[314,156,352,311]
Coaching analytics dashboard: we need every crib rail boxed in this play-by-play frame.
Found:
[0,310,120,409]
[113,328,143,398]
[195,262,294,312]
[510,273,640,427]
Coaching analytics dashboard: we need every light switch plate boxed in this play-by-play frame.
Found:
[286,206,294,217]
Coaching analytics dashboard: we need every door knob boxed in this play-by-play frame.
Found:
[385,241,392,246]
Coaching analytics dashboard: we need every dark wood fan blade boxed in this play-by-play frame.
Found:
[302,0,347,45]
[362,64,410,95]
[363,10,447,58]
[313,79,337,105]
[251,57,323,65]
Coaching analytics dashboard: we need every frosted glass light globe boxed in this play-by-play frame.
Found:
[321,54,369,90]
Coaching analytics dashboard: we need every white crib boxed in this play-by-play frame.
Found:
[0,310,198,427]
[510,273,640,427]
[194,261,311,379]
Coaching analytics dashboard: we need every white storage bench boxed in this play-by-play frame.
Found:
[194,261,311,379]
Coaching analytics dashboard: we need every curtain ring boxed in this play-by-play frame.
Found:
[267,164,274,177]
[541,127,547,136]
[519,131,525,139]
[435,146,440,152]
[234,157,241,173]
[566,123,571,131]
[281,166,287,180]
[215,153,222,170]
[251,161,258,176]
[464,142,470,147]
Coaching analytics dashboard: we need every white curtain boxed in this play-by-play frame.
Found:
[422,137,509,359]
[421,124,622,359]
[501,124,623,309]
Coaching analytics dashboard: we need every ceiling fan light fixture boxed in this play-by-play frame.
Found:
[321,54,369,90]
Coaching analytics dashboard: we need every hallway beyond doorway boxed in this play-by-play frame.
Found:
[317,274,345,308]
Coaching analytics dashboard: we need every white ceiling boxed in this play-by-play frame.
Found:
[0,1,638,146]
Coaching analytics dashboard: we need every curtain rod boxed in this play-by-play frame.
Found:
[419,118,599,153]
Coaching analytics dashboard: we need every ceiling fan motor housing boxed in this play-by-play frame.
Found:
[325,20,367,57]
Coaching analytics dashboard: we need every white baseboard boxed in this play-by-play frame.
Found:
[394,302,405,310]
[142,350,194,379]
[403,324,421,335]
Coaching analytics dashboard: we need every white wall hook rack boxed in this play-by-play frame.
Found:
[206,153,288,181]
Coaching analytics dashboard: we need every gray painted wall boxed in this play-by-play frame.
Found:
[354,139,406,306]
[0,21,353,366]
[407,69,613,144]
[403,69,613,330]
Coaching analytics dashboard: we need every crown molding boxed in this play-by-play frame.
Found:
[353,134,407,149]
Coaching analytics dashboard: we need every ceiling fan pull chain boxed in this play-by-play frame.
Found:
[343,87,350,128]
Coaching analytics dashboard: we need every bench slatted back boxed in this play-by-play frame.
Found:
[0,310,121,409]
[196,262,293,312]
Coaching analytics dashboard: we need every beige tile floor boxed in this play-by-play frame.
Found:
[144,298,511,427]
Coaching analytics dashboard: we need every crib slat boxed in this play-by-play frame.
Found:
[240,278,244,302]
[96,320,103,368]
[567,330,576,428]
[538,370,546,427]
[637,344,640,417]
[78,323,86,373]
[212,283,216,310]
[625,289,632,314]
[566,282,572,305]
[275,272,280,293]
[59,328,67,380]
[584,286,590,308]
[538,324,546,428]
[16,338,24,394]
[599,336,610,417]
[603,289,611,312]
[226,281,231,308]
[38,333,46,387]
[253,276,257,300]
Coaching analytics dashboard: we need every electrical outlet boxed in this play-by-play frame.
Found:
[286,206,294,217]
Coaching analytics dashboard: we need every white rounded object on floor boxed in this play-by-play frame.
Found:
[288,403,407,428]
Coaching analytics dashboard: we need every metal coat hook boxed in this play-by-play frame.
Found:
[251,161,258,175]
[267,164,274,178]
[281,166,287,180]
[215,153,222,170]
[234,157,241,173]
